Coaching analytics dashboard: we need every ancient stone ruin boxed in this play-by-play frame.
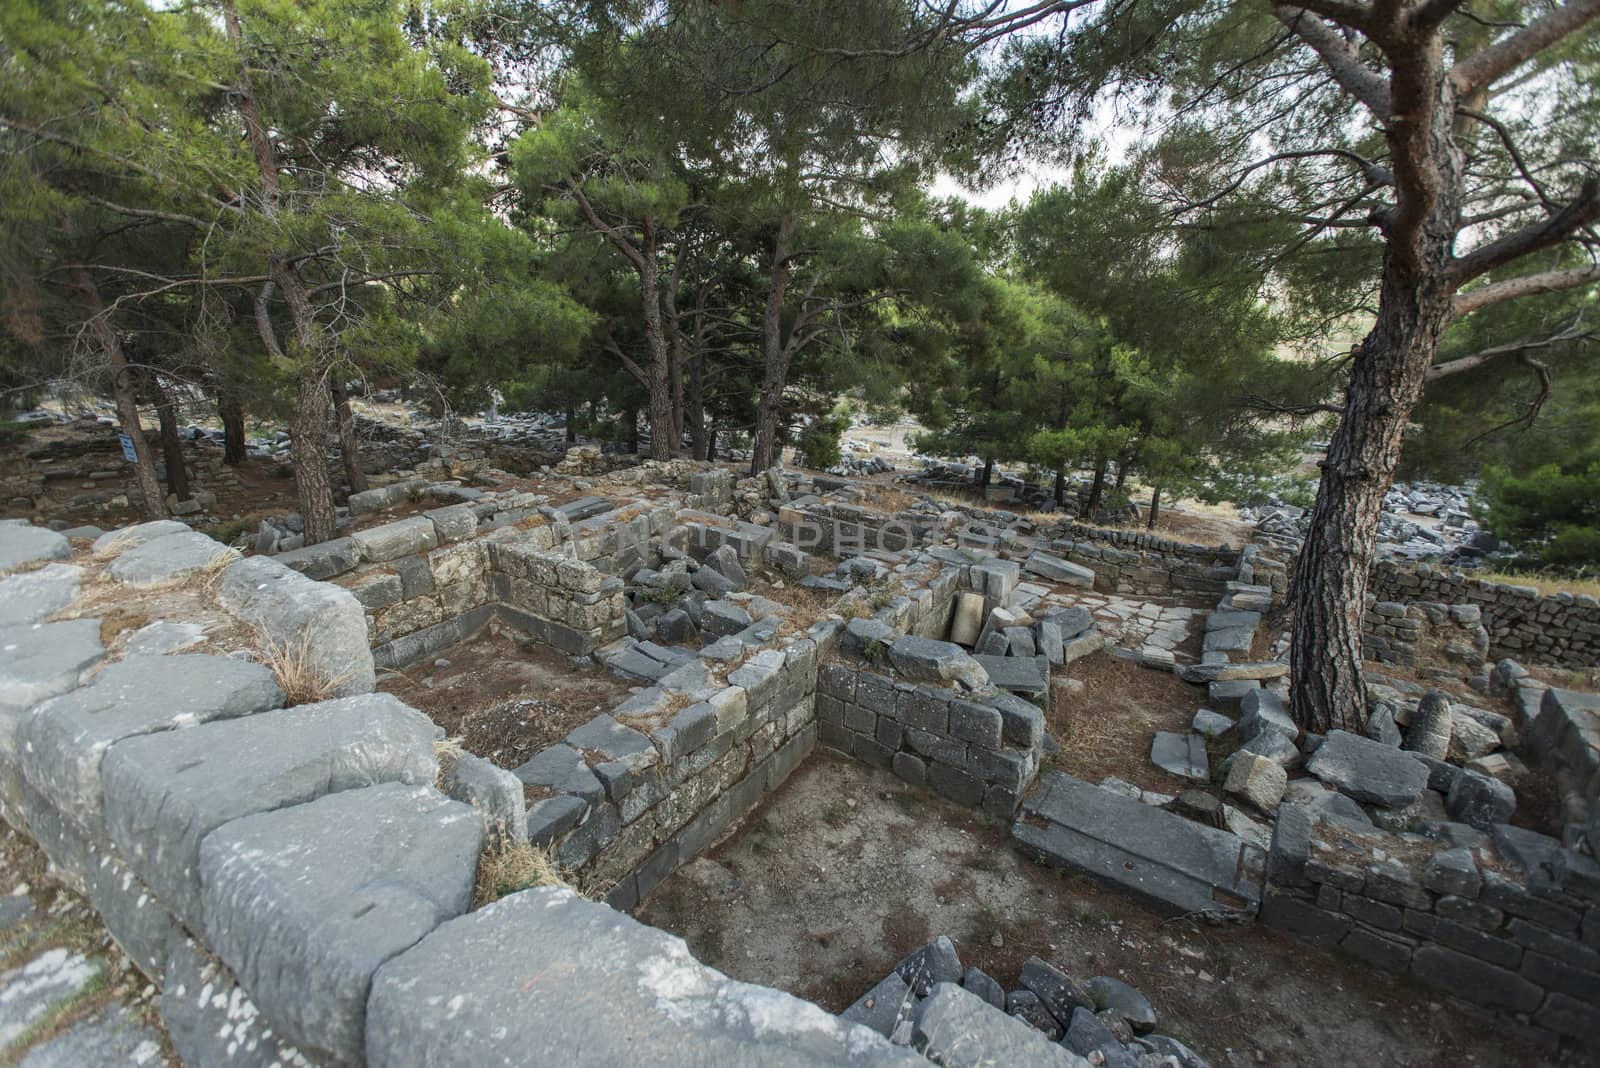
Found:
[1,448,1597,1066]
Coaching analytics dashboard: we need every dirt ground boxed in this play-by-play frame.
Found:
[377,627,638,769]
[638,753,1577,1068]
[1050,651,1215,794]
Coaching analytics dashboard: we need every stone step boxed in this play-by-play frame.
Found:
[1012,771,1264,920]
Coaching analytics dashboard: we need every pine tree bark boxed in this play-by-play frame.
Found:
[151,375,190,501]
[1146,484,1161,530]
[330,375,368,493]
[688,353,708,461]
[565,404,577,444]
[219,391,247,465]
[1083,456,1108,519]
[75,272,167,520]
[979,458,993,488]
[1053,469,1066,507]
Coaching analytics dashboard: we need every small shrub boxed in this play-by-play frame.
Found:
[640,584,682,609]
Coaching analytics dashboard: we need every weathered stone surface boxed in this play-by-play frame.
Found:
[0,564,82,626]
[948,591,986,647]
[1178,660,1288,684]
[0,520,71,576]
[1238,689,1296,743]
[217,555,376,697]
[1150,732,1208,781]
[1410,945,1543,1013]
[1063,1007,1139,1068]
[962,966,1005,1010]
[1207,679,1258,713]
[0,619,105,716]
[526,794,587,846]
[15,1002,170,1068]
[161,935,314,1068]
[841,971,917,1038]
[0,948,104,1050]
[887,636,988,690]
[972,654,1049,696]
[895,935,964,997]
[705,543,749,589]
[1004,989,1063,1040]
[914,983,1089,1068]
[1403,691,1453,760]
[200,783,482,1066]
[106,531,237,587]
[1084,976,1156,1034]
[1014,771,1263,919]
[1024,552,1095,588]
[90,520,188,556]
[102,692,438,927]
[19,654,283,830]
[1019,955,1092,1025]
[350,516,439,562]
[121,620,207,657]
[1225,752,1287,812]
[1191,708,1235,737]
[367,886,924,1068]
[1306,730,1429,808]
[1445,769,1515,830]
[1447,712,1501,763]
[274,536,361,580]
[514,743,603,805]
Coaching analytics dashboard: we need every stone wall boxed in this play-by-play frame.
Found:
[0,517,928,1068]
[1263,805,1600,1049]
[1370,561,1600,667]
[1361,599,1492,673]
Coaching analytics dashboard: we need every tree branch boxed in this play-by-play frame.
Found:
[1462,354,1553,445]
[1451,0,1600,94]
[1451,263,1600,319]
[1424,323,1594,382]
[1447,178,1600,285]
[1274,6,1393,120]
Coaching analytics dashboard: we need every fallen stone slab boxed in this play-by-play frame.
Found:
[914,983,1090,1068]
[972,654,1049,697]
[100,692,438,928]
[1306,730,1430,808]
[1192,709,1235,737]
[1041,605,1095,639]
[1084,976,1156,1034]
[18,654,283,831]
[14,1000,169,1068]
[1445,769,1515,830]
[366,887,926,1068]
[351,515,440,563]
[1207,678,1258,712]
[0,564,82,626]
[274,536,361,580]
[1224,752,1287,812]
[948,591,986,646]
[514,743,604,805]
[216,555,375,698]
[199,783,481,1066]
[1150,732,1209,781]
[1178,661,1289,684]
[895,935,964,997]
[121,620,207,656]
[106,531,237,587]
[1237,689,1297,742]
[1013,771,1264,920]
[841,971,917,1039]
[1024,552,1095,588]
[0,948,105,1049]
[889,636,989,690]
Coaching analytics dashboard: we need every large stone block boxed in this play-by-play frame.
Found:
[18,654,282,832]
[275,536,361,580]
[366,887,924,1068]
[913,983,1089,1068]
[217,555,376,697]
[0,564,83,626]
[161,936,316,1068]
[350,516,439,562]
[106,531,238,587]
[1306,730,1430,808]
[199,783,482,1066]
[101,692,438,928]
[0,519,71,575]
[888,635,989,690]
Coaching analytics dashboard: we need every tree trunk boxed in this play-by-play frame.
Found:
[688,353,708,461]
[627,407,639,454]
[290,366,338,545]
[219,391,247,465]
[72,270,166,520]
[636,220,673,461]
[151,375,190,501]
[1146,484,1161,530]
[979,458,994,488]
[1289,40,1465,735]
[1114,459,1129,492]
[1083,456,1108,519]
[565,404,576,443]
[751,212,795,474]
[1053,468,1066,508]
[330,375,368,493]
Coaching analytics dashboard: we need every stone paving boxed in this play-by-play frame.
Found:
[1021,586,1204,663]
[0,827,174,1067]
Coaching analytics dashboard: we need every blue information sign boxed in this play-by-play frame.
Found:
[118,433,138,463]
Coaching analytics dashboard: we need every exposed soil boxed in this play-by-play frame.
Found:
[638,754,1575,1068]
[1050,652,1209,793]
[377,628,637,768]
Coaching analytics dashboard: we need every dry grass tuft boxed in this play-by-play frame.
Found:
[194,548,239,589]
[256,626,351,705]
[1472,570,1600,600]
[97,611,150,648]
[472,837,570,908]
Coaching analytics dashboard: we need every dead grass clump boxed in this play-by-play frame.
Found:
[1472,569,1600,600]
[97,611,150,647]
[256,626,351,705]
[472,838,570,908]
